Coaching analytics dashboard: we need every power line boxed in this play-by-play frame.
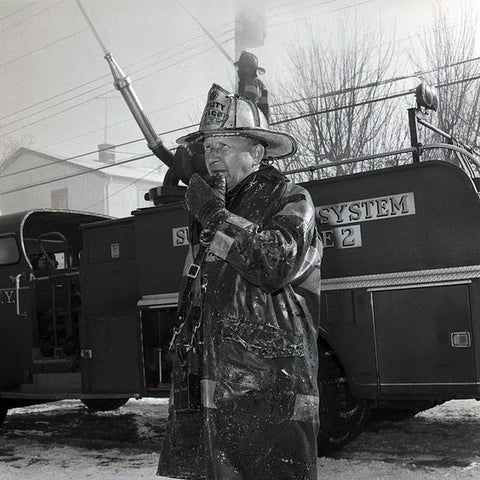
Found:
[82,164,161,211]
[0,72,110,123]
[272,55,480,109]
[0,24,232,124]
[7,60,480,184]
[271,89,412,125]
[0,30,233,133]
[437,73,480,89]
[271,72,480,126]
[0,28,87,69]
[0,0,67,35]
[0,36,231,139]
[0,81,115,131]
[4,20,473,137]
[4,70,480,194]
[272,74,413,109]
[0,87,112,139]
[0,1,38,23]
[269,0,379,28]
[133,38,233,84]
[172,0,234,63]
[39,94,204,151]
[0,29,232,126]
[0,152,155,197]
[269,0,339,22]
[0,123,197,181]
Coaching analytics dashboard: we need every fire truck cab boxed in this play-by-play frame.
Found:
[0,211,115,411]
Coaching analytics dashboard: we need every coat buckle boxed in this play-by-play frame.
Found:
[187,264,200,278]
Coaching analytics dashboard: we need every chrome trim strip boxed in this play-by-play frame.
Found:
[422,143,480,170]
[368,280,471,292]
[323,265,480,291]
[380,382,480,386]
[137,292,179,308]
[283,147,415,175]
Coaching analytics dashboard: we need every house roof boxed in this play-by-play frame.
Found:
[2,147,165,184]
[0,147,64,173]
[68,157,165,183]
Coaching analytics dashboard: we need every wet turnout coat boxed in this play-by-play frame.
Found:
[158,165,322,480]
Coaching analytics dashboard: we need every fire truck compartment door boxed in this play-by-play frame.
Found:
[81,314,145,394]
[0,233,33,390]
[372,283,476,396]
[0,275,33,390]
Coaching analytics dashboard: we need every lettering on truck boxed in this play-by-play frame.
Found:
[316,192,415,249]
[0,288,15,304]
[172,226,191,247]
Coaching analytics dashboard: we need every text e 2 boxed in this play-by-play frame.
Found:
[319,224,362,249]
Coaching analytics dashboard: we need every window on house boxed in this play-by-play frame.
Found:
[51,188,68,209]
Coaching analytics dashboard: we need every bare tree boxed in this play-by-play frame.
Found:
[270,19,406,181]
[410,2,480,155]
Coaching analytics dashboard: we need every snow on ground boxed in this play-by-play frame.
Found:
[0,398,480,479]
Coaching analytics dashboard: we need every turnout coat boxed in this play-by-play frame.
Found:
[158,165,322,480]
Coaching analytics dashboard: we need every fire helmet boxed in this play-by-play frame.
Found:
[234,50,266,75]
[176,84,297,159]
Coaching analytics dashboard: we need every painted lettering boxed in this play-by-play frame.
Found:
[176,230,186,244]
[318,208,331,224]
[375,198,390,217]
[390,194,409,215]
[172,226,191,247]
[316,192,415,226]
[207,101,226,111]
[0,289,15,305]
[361,200,375,219]
[3,290,14,304]
[341,227,355,247]
[206,109,225,119]
[348,202,362,222]
[322,225,363,249]
[320,230,335,248]
[331,204,347,223]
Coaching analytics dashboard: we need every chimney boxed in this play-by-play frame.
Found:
[98,143,115,163]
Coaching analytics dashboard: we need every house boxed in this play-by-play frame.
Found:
[0,146,165,218]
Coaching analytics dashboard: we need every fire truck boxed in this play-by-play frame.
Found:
[1,68,480,454]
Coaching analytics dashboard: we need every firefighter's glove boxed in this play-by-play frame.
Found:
[186,173,228,228]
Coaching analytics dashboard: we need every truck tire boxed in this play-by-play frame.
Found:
[317,344,369,455]
[81,398,129,412]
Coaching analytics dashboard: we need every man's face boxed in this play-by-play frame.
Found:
[203,136,261,191]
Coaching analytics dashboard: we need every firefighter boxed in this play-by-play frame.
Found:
[157,84,322,480]
[235,50,270,121]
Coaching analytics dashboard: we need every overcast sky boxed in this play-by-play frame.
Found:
[0,0,478,173]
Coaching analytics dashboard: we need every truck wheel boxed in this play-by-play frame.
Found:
[0,405,7,428]
[317,344,369,455]
[81,398,129,412]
